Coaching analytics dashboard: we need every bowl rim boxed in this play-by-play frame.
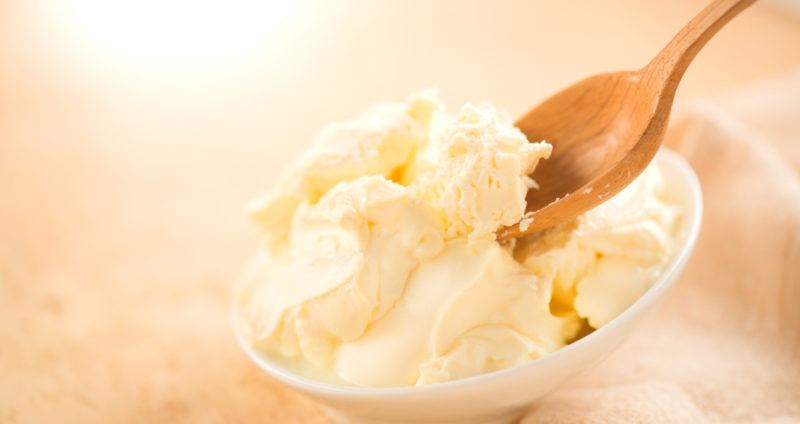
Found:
[233,147,703,399]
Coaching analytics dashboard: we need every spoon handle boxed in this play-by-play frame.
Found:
[647,0,756,85]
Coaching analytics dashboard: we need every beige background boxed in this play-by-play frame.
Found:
[1,0,799,422]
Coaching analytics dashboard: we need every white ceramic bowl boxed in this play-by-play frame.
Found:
[234,148,703,424]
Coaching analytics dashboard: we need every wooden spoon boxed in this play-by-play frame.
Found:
[499,0,754,240]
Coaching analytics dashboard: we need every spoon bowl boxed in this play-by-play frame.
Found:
[513,70,661,230]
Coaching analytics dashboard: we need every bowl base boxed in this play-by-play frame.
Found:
[322,406,525,424]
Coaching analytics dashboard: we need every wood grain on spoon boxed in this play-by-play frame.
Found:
[499,0,755,240]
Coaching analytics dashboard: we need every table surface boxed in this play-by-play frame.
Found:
[1,0,799,422]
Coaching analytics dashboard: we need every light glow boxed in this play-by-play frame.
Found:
[46,0,296,76]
